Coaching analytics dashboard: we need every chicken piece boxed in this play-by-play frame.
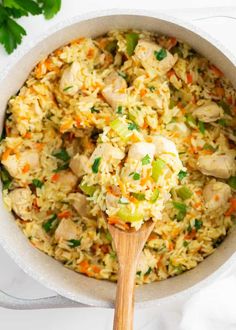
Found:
[57,170,78,191]
[166,122,190,137]
[135,40,177,75]
[152,135,179,156]
[8,188,32,220]
[2,150,40,178]
[59,61,83,96]
[152,135,182,171]
[203,180,231,211]
[102,71,128,109]
[90,143,125,163]
[192,102,223,123]
[69,154,89,178]
[68,192,91,218]
[54,218,77,241]
[128,142,155,162]
[197,154,235,179]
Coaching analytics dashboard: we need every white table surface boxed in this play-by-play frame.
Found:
[0,1,236,329]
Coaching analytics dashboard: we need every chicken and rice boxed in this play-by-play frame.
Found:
[0,30,236,283]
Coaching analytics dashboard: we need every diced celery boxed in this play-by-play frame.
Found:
[152,158,166,182]
[176,186,192,200]
[150,189,160,203]
[126,33,139,56]
[117,206,143,223]
[110,118,131,140]
[79,183,97,196]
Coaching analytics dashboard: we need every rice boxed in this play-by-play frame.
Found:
[0,29,236,284]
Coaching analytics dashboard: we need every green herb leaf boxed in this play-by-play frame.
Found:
[105,232,112,242]
[228,176,236,190]
[173,201,187,221]
[63,85,73,92]
[148,86,155,92]
[128,122,139,131]
[178,170,187,181]
[136,270,142,276]
[133,172,140,180]
[92,157,101,173]
[0,7,26,54]
[116,106,123,114]
[43,214,57,233]
[185,114,196,128]
[145,267,152,275]
[198,120,205,134]
[79,183,97,196]
[194,219,203,231]
[0,166,12,190]
[203,143,216,151]
[126,32,139,56]
[218,118,227,126]
[218,100,231,115]
[37,0,61,19]
[154,48,167,61]
[141,154,151,165]
[3,0,42,15]
[91,106,100,113]
[68,238,81,248]
[183,240,189,247]
[118,71,127,80]
[53,149,70,162]
[32,179,43,188]
[105,39,117,54]
[53,162,69,172]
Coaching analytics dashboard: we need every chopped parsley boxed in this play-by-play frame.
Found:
[141,154,151,165]
[131,193,145,201]
[92,157,101,173]
[218,100,231,115]
[218,119,227,126]
[154,48,167,61]
[43,214,57,233]
[1,167,12,190]
[173,201,187,221]
[53,162,69,172]
[198,120,205,134]
[105,40,117,54]
[148,86,155,92]
[178,170,187,181]
[116,106,123,114]
[118,71,127,80]
[128,122,139,131]
[68,239,81,248]
[63,86,73,92]
[126,32,139,56]
[91,106,100,113]
[32,179,43,188]
[145,267,152,276]
[133,172,140,180]
[228,176,236,190]
[194,219,203,231]
[53,149,70,162]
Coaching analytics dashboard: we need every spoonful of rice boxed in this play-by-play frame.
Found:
[81,134,183,329]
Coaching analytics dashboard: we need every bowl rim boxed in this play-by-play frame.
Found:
[0,8,236,308]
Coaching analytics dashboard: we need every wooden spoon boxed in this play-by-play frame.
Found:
[108,220,155,330]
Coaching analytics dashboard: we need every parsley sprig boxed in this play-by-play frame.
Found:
[0,0,61,54]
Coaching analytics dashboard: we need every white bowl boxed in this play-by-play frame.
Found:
[0,9,236,309]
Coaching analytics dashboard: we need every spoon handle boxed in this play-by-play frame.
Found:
[113,259,137,330]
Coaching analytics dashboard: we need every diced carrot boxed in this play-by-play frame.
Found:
[168,241,174,251]
[167,69,175,79]
[202,149,214,155]
[185,229,196,240]
[215,87,225,97]
[58,210,71,219]
[79,260,89,274]
[54,49,63,57]
[35,143,44,151]
[108,216,129,230]
[148,233,158,241]
[22,163,30,173]
[24,132,32,139]
[75,116,81,128]
[51,173,60,182]
[128,195,138,203]
[168,37,177,49]
[214,195,220,201]
[194,202,202,209]
[140,89,147,97]
[142,121,148,129]
[87,48,95,59]
[187,72,193,84]
[196,190,202,195]
[210,65,223,77]
[104,116,110,124]
[157,254,163,268]
[130,134,140,142]
[225,198,236,216]
[2,148,12,161]
[92,265,101,274]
